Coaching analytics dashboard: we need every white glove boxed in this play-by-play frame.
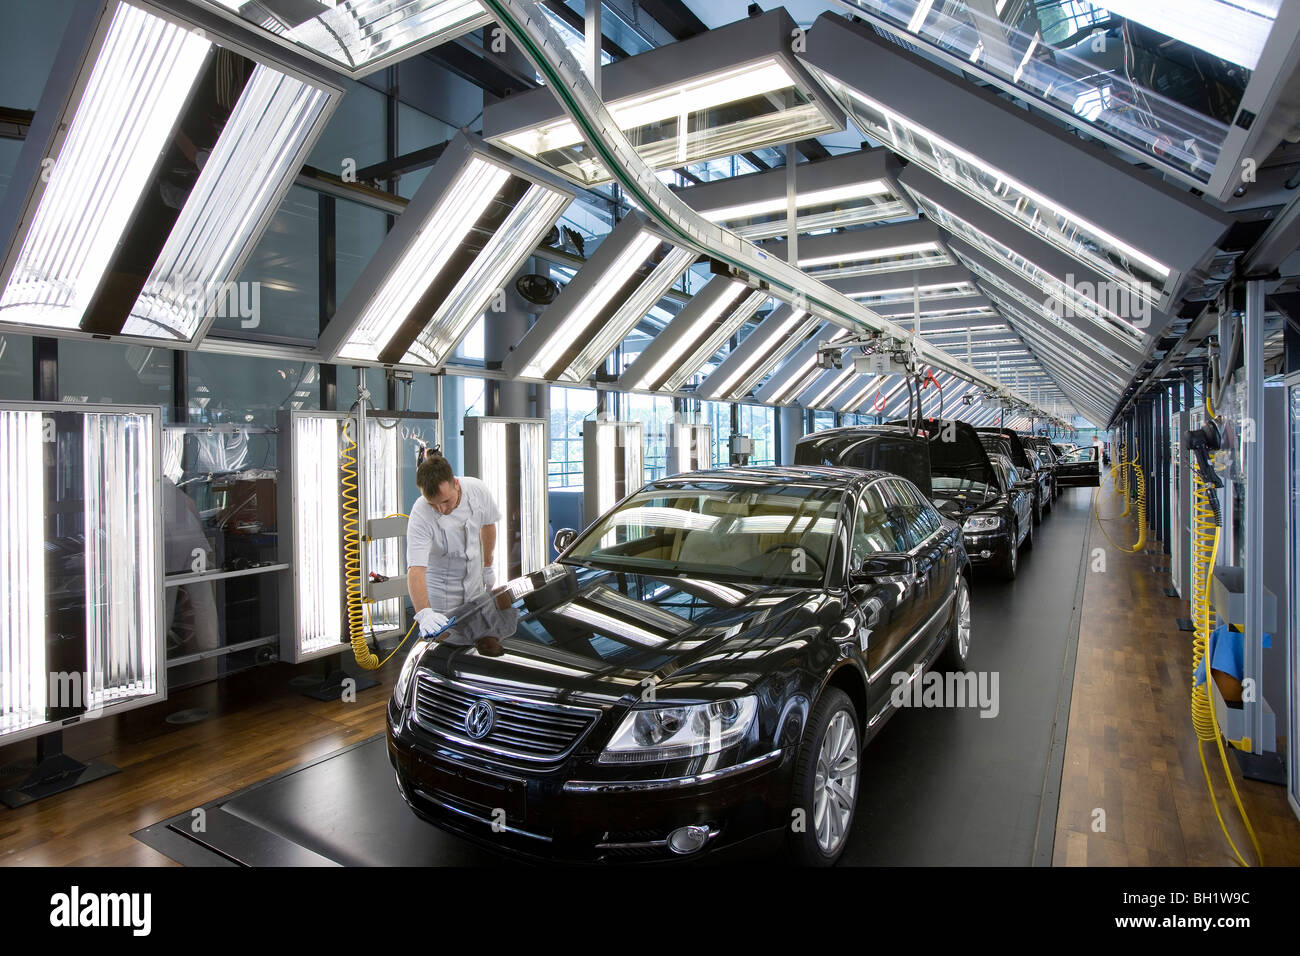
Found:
[415,608,449,637]
[482,566,496,590]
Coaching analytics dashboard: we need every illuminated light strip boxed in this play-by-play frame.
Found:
[0,411,46,738]
[702,307,810,399]
[763,329,851,405]
[294,416,343,656]
[840,374,885,412]
[340,157,510,361]
[699,180,891,223]
[628,280,747,390]
[660,290,768,393]
[123,66,332,340]
[0,5,210,331]
[504,60,797,154]
[805,365,858,408]
[817,72,1171,291]
[799,241,941,270]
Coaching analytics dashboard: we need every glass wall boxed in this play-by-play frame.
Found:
[738,404,776,465]
[58,340,174,414]
[220,185,319,341]
[549,385,596,487]
[625,393,674,482]
[186,351,318,425]
[813,410,837,431]
[0,333,33,401]
[703,401,733,467]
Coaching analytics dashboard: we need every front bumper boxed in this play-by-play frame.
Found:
[962,529,1013,567]
[387,708,793,864]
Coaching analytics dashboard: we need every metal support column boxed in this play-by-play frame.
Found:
[1244,278,1265,755]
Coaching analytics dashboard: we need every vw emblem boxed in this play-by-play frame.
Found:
[464,699,496,740]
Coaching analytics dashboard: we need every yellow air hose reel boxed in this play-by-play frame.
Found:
[1186,399,1263,867]
[340,416,416,672]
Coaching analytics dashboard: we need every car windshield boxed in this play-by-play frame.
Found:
[1063,448,1098,463]
[565,479,844,585]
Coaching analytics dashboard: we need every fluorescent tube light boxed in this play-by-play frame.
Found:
[484,9,844,186]
[464,418,548,579]
[323,137,575,369]
[666,423,714,475]
[1,403,163,745]
[200,0,493,77]
[292,415,343,658]
[699,306,817,400]
[0,5,209,333]
[506,214,695,383]
[658,290,767,393]
[620,279,753,392]
[583,421,644,527]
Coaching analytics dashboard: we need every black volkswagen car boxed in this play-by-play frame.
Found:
[388,467,972,865]
[975,428,1050,525]
[1024,436,1061,501]
[800,419,1034,581]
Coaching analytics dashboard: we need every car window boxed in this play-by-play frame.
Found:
[1063,448,1097,463]
[884,479,933,551]
[1006,465,1021,484]
[852,483,903,562]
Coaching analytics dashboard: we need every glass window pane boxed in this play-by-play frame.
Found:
[58,340,173,414]
[216,185,318,340]
[0,332,33,400]
[307,80,386,177]
[186,351,318,426]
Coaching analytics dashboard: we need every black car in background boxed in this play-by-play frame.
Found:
[975,428,1049,526]
[388,467,972,865]
[797,419,1035,580]
[1024,436,1061,501]
[1054,445,1103,488]
[967,453,1035,579]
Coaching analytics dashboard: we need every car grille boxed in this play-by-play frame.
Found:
[412,672,600,765]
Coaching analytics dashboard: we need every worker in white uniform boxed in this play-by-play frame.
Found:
[406,452,502,638]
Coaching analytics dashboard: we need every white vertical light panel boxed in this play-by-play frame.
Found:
[584,420,644,527]
[0,404,163,745]
[466,418,549,579]
[0,411,46,738]
[83,413,158,709]
[293,416,343,657]
[364,418,402,631]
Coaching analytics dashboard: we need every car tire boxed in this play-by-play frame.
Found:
[788,687,860,867]
[938,574,972,671]
[998,526,1019,580]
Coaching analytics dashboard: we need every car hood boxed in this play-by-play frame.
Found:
[419,563,835,706]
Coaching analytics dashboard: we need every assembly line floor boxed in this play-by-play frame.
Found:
[8,489,1298,866]
[128,491,1095,866]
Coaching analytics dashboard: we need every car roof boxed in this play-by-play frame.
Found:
[794,424,927,442]
[653,464,896,488]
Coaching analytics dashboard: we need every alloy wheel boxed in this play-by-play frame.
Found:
[956,580,972,658]
[813,711,859,854]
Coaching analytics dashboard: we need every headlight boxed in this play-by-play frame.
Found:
[963,514,1003,533]
[599,697,758,764]
[393,639,430,707]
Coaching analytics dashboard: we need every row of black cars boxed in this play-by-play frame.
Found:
[386,417,1102,865]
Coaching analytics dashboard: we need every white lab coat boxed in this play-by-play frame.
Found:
[406,476,502,613]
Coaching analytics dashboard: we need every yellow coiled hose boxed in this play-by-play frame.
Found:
[1189,402,1264,866]
[340,419,416,671]
[1093,446,1146,554]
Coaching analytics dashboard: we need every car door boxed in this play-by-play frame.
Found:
[848,480,918,687]
[1000,461,1031,540]
[879,477,946,674]
[1056,447,1102,487]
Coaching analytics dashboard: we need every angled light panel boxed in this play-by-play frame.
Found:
[763,219,952,281]
[200,0,492,77]
[319,135,575,369]
[483,9,844,186]
[504,213,695,383]
[801,14,1232,307]
[697,304,822,401]
[619,278,767,393]
[0,1,340,346]
[464,417,548,580]
[754,327,851,405]
[672,147,911,239]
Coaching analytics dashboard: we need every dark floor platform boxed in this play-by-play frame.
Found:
[136,491,1095,867]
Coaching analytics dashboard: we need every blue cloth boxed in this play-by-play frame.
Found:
[1194,624,1272,686]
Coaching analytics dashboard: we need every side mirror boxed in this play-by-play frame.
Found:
[553,528,578,554]
[1013,480,1036,493]
[854,553,915,579]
